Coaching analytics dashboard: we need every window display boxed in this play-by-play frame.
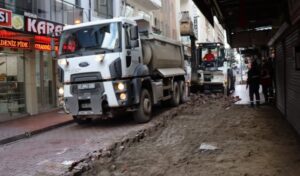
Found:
[0,50,26,119]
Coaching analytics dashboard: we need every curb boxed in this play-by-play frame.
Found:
[0,120,74,146]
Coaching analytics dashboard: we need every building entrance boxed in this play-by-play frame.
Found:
[35,51,55,112]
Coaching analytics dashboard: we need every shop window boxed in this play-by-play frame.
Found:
[37,0,51,20]
[0,51,26,119]
[54,0,63,24]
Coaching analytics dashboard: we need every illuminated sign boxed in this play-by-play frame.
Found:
[25,17,63,37]
[0,8,12,28]
[12,14,24,30]
[34,43,58,51]
[0,38,29,49]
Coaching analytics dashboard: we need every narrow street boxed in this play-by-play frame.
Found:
[0,1,300,176]
[2,94,300,175]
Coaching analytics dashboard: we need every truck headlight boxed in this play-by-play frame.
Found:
[117,82,125,91]
[120,93,127,100]
[95,54,105,62]
[58,59,69,67]
[58,87,64,95]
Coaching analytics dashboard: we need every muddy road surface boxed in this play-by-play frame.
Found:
[83,95,300,176]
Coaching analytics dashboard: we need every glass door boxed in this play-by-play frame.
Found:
[35,51,55,112]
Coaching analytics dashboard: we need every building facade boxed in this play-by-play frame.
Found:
[180,0,225,45]
[0,0,83,122]
[120,0,180,41]
[270,0,300,135]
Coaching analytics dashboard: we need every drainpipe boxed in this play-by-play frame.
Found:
[89,0,91,21]
[123,0,127,17]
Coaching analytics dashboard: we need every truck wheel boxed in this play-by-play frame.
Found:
[134,89,152,123]
[169,81,180,106]
[73,116,91,125]
[179,81,186,103]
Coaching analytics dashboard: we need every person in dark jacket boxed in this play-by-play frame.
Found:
[261,59,273,103]
[247,60,261,107]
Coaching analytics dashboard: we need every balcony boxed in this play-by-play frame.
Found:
[131,0,162,10]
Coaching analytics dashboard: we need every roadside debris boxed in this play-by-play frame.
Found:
[199,143,219,151]
[62,160,75,166]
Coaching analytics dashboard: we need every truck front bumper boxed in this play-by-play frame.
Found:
[64,82,106,116]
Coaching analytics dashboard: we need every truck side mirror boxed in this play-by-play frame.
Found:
[130,26,139,41]
[50,36,57,59]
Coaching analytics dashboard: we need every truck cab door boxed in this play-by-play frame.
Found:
[123,24,142,76]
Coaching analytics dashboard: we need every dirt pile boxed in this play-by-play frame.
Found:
[69,94,300,176]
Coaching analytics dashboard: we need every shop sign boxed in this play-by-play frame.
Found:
[34,43,58,51]
[25,17,63,37]
[12,14,24,31]
[0,38,30,49]
[0,8,12,28]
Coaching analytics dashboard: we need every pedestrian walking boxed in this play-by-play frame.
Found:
[247,60,261,107]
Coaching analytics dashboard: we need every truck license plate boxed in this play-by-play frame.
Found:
[78,83,95,90]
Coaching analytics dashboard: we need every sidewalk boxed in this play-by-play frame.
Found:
[234,84,265,105]
[0,110,73,145]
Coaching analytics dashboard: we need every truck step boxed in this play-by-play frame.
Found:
[163,85,172,90]
[162,95,172,101]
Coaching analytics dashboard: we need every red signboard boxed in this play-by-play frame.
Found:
[34,43,58,51]
[0,8,12,28]
[0,29,60,52]
[0,38,30,49]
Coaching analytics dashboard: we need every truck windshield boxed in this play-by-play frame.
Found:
[59,22,121,56]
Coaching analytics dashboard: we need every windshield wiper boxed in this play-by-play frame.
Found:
[95,48,115,54]
[61,52,82,58]
[85,45,102,51]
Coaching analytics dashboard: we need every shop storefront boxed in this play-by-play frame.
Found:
[0,8,62,122]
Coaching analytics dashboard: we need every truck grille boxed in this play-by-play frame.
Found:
[70,72,104,95]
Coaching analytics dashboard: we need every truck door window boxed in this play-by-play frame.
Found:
[125,24,131,49]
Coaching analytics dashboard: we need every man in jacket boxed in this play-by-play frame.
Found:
[247,60,261,107]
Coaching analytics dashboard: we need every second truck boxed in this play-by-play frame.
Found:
[55,17,188,124]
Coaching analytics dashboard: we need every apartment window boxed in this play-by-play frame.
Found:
[75,0,80,6]
[94,0,113,18]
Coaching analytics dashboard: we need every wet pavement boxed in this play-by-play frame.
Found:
[0,110,73,145]
[233,84,265,105]
[0,106,174,176]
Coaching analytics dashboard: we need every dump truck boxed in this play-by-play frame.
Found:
[55,17,188,124]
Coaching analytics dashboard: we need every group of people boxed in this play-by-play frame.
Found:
[246,56,275,107]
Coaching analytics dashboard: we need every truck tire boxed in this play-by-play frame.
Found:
[179,81,186,103]
[169,81,180,106]
[73,116,91,125]
[134,89,152,123]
